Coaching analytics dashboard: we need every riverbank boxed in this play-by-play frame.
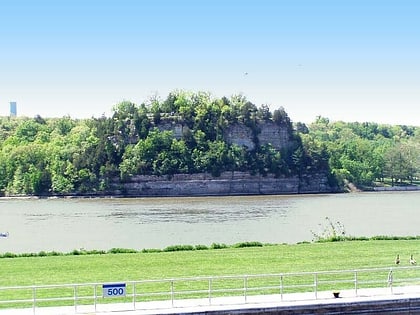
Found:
[2,239,420,287]
[0,171,339,198]
[1,183,419,199]
[374,185,420,191]
[3,236,420,259]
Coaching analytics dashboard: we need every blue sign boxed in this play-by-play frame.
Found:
[102,283,126,298]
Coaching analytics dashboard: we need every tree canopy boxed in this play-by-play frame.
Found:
[0,92,418,196]
[299,117,419,188]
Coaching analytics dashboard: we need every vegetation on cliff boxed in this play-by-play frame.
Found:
[0,91,418,196]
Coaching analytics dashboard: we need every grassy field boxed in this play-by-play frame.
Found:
[1,240,420,308]
[1,240,419,287]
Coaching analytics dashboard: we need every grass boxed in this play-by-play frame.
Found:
[1,240,420,308]
[1,240,419,287]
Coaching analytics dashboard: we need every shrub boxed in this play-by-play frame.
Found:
[141,248,162,253]
[86,249,106,255]
[311,217,347,242]
[233,241,263,248]
[210,243,228,249]
[163,245,194,252]
[194,244,209,250]
[108,248,138,254]
[0,252,17,258]
[19,252,38,257]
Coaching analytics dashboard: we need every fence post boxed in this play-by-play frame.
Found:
[387,268,393,294]
[171,280,174,307]
[94,284,97,312]
[73,285,77,314]
[314,273,318,299]
[244,276,248,303]
[354,270,358,296]
[133,282,136,310]
[32,286,36,315]
[208,277,212,305]
[280,275,284,301]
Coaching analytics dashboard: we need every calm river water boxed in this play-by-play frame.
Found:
[0,191,419,253]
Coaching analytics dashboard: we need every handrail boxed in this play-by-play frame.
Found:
[1,266,420,314]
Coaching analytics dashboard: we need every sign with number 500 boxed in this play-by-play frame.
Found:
[102,283,126,298]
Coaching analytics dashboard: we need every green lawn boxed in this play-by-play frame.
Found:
[1,240,420,309]
[1,240,418,287]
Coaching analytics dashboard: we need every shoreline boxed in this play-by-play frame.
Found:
[2,236,420,258]
[373,185,420,191]
[1,186,419,200]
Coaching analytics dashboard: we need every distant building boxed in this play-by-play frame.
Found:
[10,102,17,117]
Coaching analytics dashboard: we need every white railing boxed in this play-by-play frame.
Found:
[1,266,420,314]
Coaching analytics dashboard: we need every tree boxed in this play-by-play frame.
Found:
[384,141,419,185]
[13,119,48,143]
[257,104,272,121]
[273,107,291,125]
[4,144,51,195]
[192,140,229,176]
[119,129,180,177]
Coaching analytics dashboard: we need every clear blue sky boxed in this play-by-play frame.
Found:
[1,0,419,125]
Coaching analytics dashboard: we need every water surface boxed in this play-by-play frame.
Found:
[0,191,418,253]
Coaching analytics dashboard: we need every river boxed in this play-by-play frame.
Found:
[0,191,419,253]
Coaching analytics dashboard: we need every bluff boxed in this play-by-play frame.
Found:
[156,118,294,151]
[109,171,333,197]
[105,117,336,197]
[0,96,339,197]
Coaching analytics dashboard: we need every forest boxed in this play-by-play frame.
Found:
[0,91,418,196]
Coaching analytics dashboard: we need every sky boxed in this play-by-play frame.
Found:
[0,0,419,126]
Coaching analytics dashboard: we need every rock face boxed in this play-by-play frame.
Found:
[156,119,294,151]
[109,171,334,197]
[224,124,256,150]
[156,121,185,139]
[258,121,292,150]
[105,119,333,197]
[223,121,293,151]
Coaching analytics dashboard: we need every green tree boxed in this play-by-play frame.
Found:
[4,144,51,195]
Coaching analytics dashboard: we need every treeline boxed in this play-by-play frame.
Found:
[0,91,324,196]
[298,117,419,188]
[0,91,418,196]
[0,242,267,259]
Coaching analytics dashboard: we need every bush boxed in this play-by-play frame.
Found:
[141,248,162,253]
[194,244,209,250]
[311,217,347,242]
[0,252,17,258]
[107,248,138,254]
[19,252,38,257]
[233,241,263,248]
[370,235,420,241]
[163,245,194,252]
[210,243,228,249]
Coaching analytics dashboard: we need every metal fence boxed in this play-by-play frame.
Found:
[1,266,420,314]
